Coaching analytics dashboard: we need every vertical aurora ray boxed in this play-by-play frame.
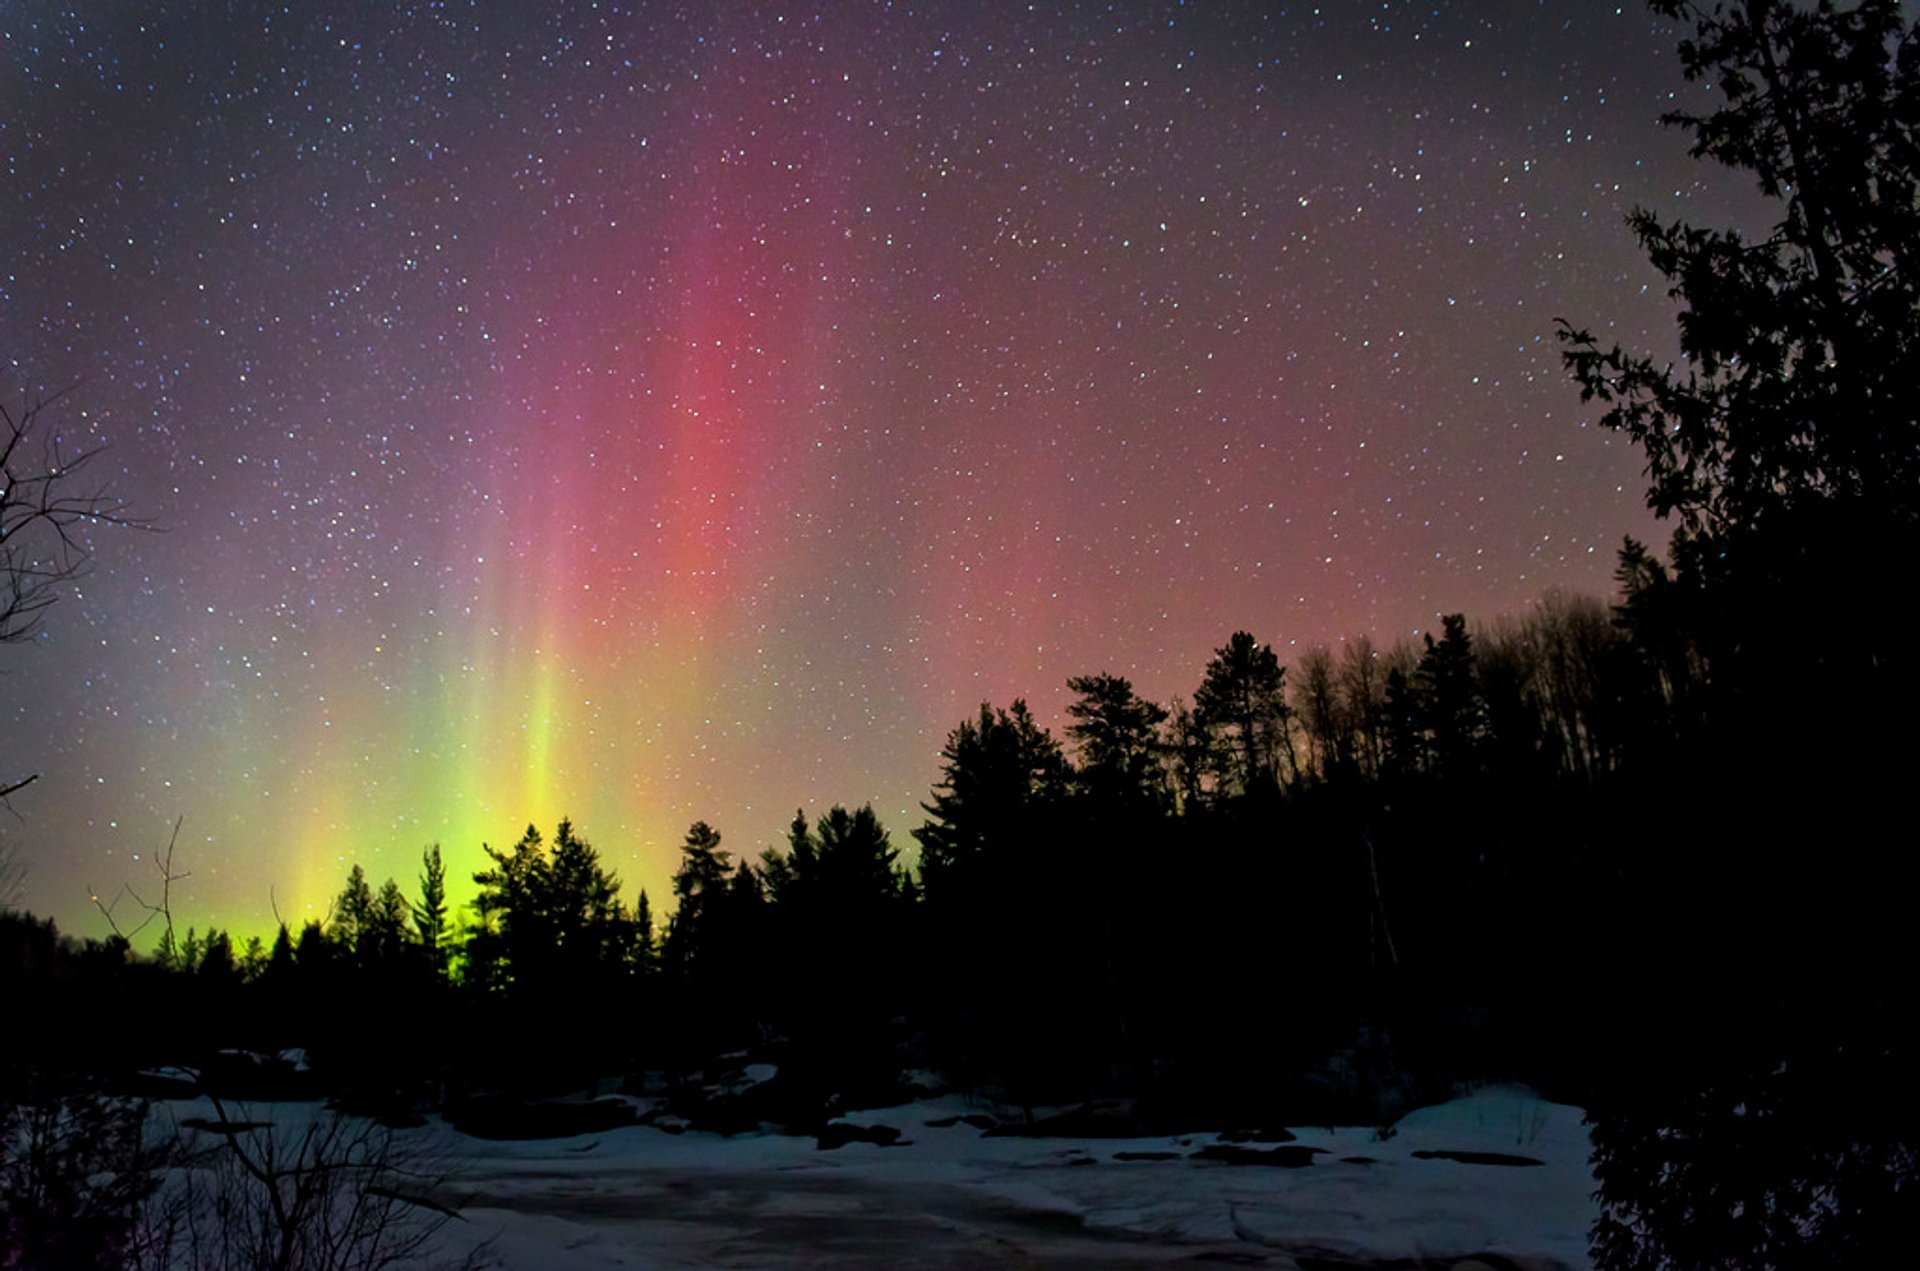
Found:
[347,36,873,912]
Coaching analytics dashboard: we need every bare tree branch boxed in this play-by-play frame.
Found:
[2,385,154,801]
[89,817,187,956]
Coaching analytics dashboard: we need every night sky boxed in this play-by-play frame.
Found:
[3,2,1762,937]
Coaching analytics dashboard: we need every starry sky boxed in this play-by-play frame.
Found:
[2,1,1766,939]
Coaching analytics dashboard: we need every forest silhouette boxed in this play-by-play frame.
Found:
[5,2,1918,1268]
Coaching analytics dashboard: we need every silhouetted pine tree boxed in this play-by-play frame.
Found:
[1414,615,1482,776]
[1195,631,1295,795]
[1561,3,1920,1265]
[913,701,1068,898]
[1065,673,1170,806]
[413,844,450,975]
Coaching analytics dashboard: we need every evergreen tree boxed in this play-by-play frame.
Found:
[1194,631,1294,795]
[1559,4,1920,1266]
[809,804,901,903]
[266,923,296,983]
[412,844,450,974]
[1382,664,1425,777]
[631,888,656,976]
[1560,0,1920,538]
[198,928,235,981]
[470,825,549,992]
[332,864,374,956]
[545,818,626,977]
[913,700,1068,895]
[370,877,412,964]
[1064,673,1170,805]
[664,821,731,974]
[1414,614,1483,775]
[238,933,267,981]
[469,819,631,996]
[293,920,333,978]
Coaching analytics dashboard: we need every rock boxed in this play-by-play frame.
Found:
[1192,1143,1327,1167]
[179,1116,274,1137]
[984,1099,1152,1139]
[816,1121,902,1150]
[1410,1149,1545,1167]
[678,1065,810,1135]
[1112,1150,1181,1162]
[1216,1126,1298,1143]
[923,1112,999,1131]
[447,1093,642,1141]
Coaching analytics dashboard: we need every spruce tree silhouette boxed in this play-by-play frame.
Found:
[1560,4,1920,1266]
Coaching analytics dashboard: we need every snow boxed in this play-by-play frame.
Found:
[151,1085,1597,1269]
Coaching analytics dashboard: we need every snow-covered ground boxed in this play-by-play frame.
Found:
[158,1085,1596,1269]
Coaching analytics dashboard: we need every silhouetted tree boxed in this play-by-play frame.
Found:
[368,878,412,965]
[2,389,145,806]
[664,821,731,977]
[914,701,1068,896]
[1381,664,1424,777]
[265,923,295,984]
[1414,615,1482,776]
[199,928,236,984]
[1561,4,1920,1266]
[1195,631,1295,795]
[1560,1,1920,538]
[542,818,626,980]
[1292,647,1350,782]
[1064,672,1170,805]
[1161,696,1217,811]
[630,889,656,977]
[468,820,631,998]
[1337,637,1390,781]
[332,865,374,958]
[413,844,450,975]
[808,805,902,903]
[1516,591,1629,780]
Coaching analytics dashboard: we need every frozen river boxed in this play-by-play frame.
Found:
[393,1086,1596,1269]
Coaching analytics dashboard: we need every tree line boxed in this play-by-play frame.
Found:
[3,578,1683,1116]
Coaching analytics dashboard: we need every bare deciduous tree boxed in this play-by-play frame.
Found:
[2,386,148,805]
[138,1099,491,1271]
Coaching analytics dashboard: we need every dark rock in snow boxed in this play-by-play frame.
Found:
[1112,1150,1182,1162]
[816,1121,902,1150]
[672,1062,816,1135]
[1410,1148,1545,1167]
[1216,1126,1299,1144]
[447,1093,642,1141]
[179,1116,274,1137]
[924,1112,999,1131]
[1192,1143,1328,1167]
[985,1099,1191,1139]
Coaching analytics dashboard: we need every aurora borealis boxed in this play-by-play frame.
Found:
[3,2,1761,938]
